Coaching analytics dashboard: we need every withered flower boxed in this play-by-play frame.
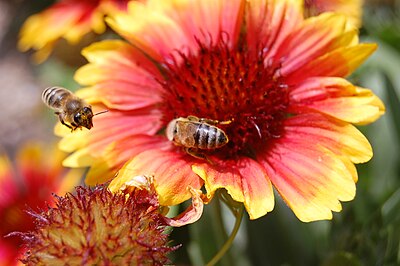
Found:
[17,185,178,265]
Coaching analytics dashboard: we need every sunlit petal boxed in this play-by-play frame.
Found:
[289,77,385,124]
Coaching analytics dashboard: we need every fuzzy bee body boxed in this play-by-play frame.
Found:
[42,86,94,131]
[166,116,229,150]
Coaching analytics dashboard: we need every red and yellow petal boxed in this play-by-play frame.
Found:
[276,13,357,75]
[14,143,83,197]
[283,113,373,164]
[18,0,130,63]
[238,158,274,219]
[289,77,385,124]
[246,0,303,58]
[77,82,161,111]
[192,157,274,220]
[258,114,365,221]
[192,160,245,205]
[58,108,162,167]
[0,143,83,264]
[19,2,97,49]
[107,0,245,61]
[18,1,104,63]
[0,155,18,208]
[16,142,64,179]
[353,87,386,125]
[75,40,163,110]
[260,140,356,222]
[76,40,163,88]
[286,43,377,83]
[109,149,203,206]
[0,154,13,182]
[77,40,163,82]
[84,135,170,185]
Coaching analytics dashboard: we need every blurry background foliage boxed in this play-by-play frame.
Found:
[0,0,399,265]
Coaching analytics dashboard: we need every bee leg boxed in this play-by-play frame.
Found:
[59,117,73,131]
[218,119,233,125]
[187,116,232,125]
[70,122,80,132]
[198,118,232,126]
[185,148,214,165]
[187,115,200,122]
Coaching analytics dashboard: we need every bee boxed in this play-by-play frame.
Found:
[42,86,107,131]
[166,116,231,159]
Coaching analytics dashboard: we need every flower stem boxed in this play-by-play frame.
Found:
[205,204,244,266]
[213,192,228,240]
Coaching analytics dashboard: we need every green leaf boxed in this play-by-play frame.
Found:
[382,72,400,142]
[382,188,400,226]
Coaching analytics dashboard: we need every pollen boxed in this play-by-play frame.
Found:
[160,38,289,158]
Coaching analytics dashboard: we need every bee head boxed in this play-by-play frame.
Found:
[166,118,178,141]
[74,106,94,129]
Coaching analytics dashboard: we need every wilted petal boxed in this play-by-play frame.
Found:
[164,186,204,227]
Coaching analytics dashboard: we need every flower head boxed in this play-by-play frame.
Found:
[18,185,178,265]
[0,143,80,265]
[18,0,131,63]
[60,0,384,222]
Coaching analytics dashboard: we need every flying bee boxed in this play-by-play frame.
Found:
[42,86,107,131]
[166,116,231,160]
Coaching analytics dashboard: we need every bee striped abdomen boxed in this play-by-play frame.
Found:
[42,86,72,109]
[166,116,229,154]
[195,123,227,149]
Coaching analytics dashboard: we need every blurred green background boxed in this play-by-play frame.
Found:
[0,0,399,265]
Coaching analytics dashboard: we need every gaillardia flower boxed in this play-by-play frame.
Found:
[0,143,81,265]
[304,0,363,28]
[18,185,179,265]
[18,0,131,63]
[59,0,384,222]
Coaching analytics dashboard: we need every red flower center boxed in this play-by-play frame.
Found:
[160,38,289,158]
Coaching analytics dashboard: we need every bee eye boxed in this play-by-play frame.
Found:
[74,113,81,123]
[83,107,91,113]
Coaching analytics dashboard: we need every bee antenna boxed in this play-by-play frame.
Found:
[93,110,109,116]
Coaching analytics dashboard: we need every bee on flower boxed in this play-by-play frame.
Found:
[165,116,231,160]
[56,0,384,223]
